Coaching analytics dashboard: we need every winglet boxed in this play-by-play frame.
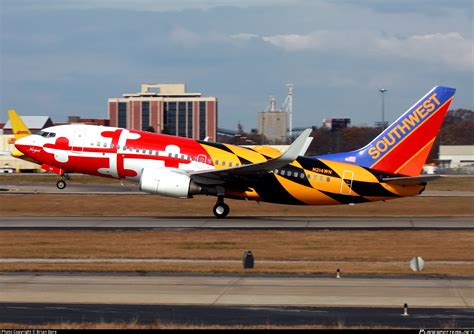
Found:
[278,128,313,164]
[190,128,313,180]
[205,128,312,176]
[300,136,313,156]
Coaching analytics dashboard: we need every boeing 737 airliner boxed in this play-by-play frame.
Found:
[13,86,455,217]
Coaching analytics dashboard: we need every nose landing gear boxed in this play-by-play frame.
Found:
[56,174,69,190]
[56,179,66,190]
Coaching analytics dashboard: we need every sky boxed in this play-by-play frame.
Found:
[0,0,473,131]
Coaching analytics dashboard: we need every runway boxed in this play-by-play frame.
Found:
[1,273,472,327]
[0,215,472,230]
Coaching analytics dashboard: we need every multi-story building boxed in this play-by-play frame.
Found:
[108,83,217,141]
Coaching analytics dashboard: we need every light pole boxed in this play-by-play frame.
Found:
[379,88,388,129]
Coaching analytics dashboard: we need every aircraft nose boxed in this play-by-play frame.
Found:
[14,135,34,153]
[14,136,29,147]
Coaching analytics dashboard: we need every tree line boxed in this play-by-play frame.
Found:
[218,109,473,163]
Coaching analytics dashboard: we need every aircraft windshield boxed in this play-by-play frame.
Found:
[36,131,56,138]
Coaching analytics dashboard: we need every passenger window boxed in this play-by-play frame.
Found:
[215,160,219,165]
[136,149,140,153]
[48,133,56,138]
[168,153,172,157]
[320,176,324,181]
[307,174,311,179]
[103,143,107,148]
[314,175,318,181]
[199,156,205,163]
[300,173,305,179]
[293,172,298,178]
[327,177,330,182]
[222,161,226,166]
[275,169,279,174]
[281,170,286,176]
[229,162,233,167]
[175,153,179,158]
[155,151,159,156]
[181,154,185,159]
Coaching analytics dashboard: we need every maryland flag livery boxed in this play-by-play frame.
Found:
[13,86,455,217]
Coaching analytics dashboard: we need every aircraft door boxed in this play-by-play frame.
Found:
[71,129,86,153]
[340,170,354,195]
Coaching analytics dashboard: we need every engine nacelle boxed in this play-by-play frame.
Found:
[139,168,201,198]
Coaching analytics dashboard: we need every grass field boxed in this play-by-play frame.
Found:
[1,230,472,276]
[1,175,472,276]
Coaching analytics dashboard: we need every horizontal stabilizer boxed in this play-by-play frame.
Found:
[382,175,442,186]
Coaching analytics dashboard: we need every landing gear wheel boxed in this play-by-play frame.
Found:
[56,179,66,190]
[213,202,230,218]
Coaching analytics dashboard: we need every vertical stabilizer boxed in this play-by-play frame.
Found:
[315,86,456,176]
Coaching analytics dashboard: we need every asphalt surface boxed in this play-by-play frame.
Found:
[2,303,473,328]
[1,273,472,308]
[0,215,472,230]
[1,273,473,328]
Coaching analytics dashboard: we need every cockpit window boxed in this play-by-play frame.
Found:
[37,131,55,138]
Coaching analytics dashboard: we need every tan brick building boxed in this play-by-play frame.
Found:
[108,84,217,141]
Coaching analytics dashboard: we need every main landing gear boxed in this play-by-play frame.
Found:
[213,195,230,218]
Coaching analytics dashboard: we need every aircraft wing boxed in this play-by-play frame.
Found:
[382,175,442,186]
[190,129,312,185]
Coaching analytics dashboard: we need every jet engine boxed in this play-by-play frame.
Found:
[139,168,201,198]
